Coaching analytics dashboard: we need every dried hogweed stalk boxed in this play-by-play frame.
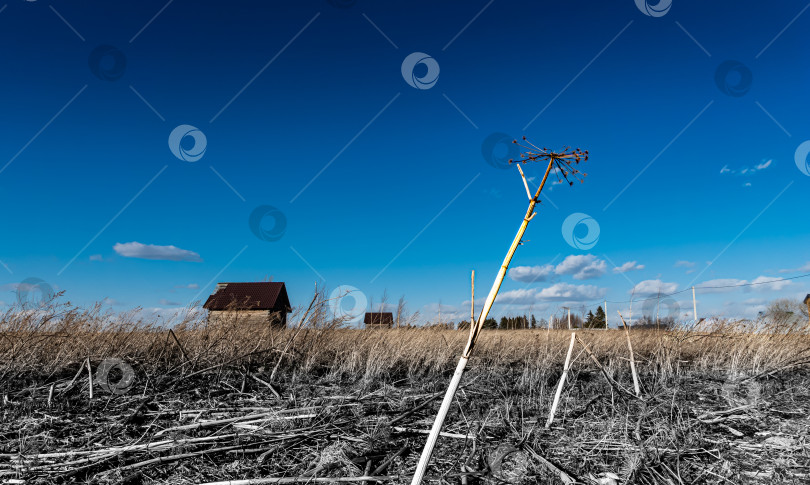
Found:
[410,138,590,484]
[510,136,588,186]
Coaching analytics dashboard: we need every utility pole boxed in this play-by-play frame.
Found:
[562,306,571,330]
[656,289,661,331]
[692,286,698,323]
[604,300,608,329]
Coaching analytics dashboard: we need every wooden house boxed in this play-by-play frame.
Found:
[203,282,291,327]
[364,312,394,329]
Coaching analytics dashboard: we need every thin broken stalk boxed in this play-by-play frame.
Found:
[411,142,587,484]
[546,332,576,429]
[618,311,641,397]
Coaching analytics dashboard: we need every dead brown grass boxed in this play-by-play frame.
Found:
[1,299,809,484]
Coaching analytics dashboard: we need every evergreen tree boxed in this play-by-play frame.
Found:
[530,315,537,329]
[594,306,607,328]
[482,317,498,329]
[499,316,508,330]
[585,310,595,328]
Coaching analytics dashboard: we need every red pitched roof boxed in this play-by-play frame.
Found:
[203,282,291,311]
[364,312,394,326]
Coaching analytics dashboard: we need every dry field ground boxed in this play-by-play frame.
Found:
[1,303,809,484]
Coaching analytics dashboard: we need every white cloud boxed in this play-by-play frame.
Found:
[674,260,695,268]
[496,284,605,305]
[779,262,810,273]
[89,254,103,261]
[497,288,540,305]
[698,278,745,293]
[537,283,605,301]
[749,276,791,291]
[509,264,555,283]
[613,261,645,273]
[696,276,792,293]
[554,255,607,280]
[755,159,772,170]
[102,297,121,306]
[631,279,678,296]
[174,283,200,289]
[720,159,773,176]
[159,298,182,306]
[114,242,202,262]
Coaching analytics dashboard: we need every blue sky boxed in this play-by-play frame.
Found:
[1,0,809,326]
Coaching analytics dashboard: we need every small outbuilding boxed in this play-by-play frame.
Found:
[203,282,291,327]
[364,312,394,329]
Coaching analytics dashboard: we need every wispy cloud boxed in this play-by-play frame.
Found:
[697,276,792,293]
[89,254,103,261]
[779,262,810,274]
[674,260,695,268]
[508,264,555,283]
[114,242,202,262]
[613,261,645,273]
[174,283,200,289]
[498,283,605,303]
[536,283,605,301]
[510,255,607,282]
[159,298,181,306]
[631,279,678,296]
[720,158,773,177]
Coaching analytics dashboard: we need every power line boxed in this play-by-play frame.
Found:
[570,272,810,307]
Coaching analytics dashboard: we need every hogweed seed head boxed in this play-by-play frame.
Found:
[510,138,589,186]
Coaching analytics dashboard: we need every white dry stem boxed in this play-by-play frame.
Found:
[545,332,576,429]
[410,158,556,484]
[618,312,640,397]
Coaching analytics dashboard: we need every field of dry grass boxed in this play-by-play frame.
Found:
[1,301,809,484]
